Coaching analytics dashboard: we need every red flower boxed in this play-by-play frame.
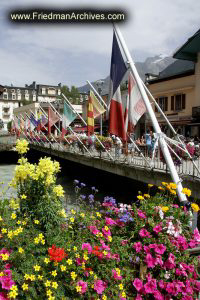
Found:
[48,244,66,262]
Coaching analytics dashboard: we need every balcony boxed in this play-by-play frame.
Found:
[192,106,200,118]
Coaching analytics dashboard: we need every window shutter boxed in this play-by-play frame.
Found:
[165,97,168,112]
[155,98,158,112]
[171,96,174,111]
[182,94,186,109]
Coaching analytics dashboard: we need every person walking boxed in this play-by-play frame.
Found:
[145,129,152,157]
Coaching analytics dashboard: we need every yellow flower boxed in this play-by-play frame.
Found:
[158,186,164,191]
[162,182,168,186]
[34,220,39,224]
[80,213,85,218]
[45,280,51,287]
[38,233,44,239]
[107,236,112,242]
[191,203,199,212]
[8,290,18,299]
[1,253,9,261]
[22,283,28,291]
[11,213,17,220]
[1,228,7,233]
[41,239,45,245]
[94,274,97,280]
[33,265,41,271]
[34,237,40,244]
[24,274,30,280]
[53,185,64,197]
[60,265,66,272]
[71,209,76,214]
[30,274,35,281]
[0,216,3,221]
[52,281,58,289]
[89,271,94,275]
[104,226,109,231]
[46,289,52,296]
[83,254,88,260]
[169,182,177,189]
[38,275,43,280]
[44,257,50,264]
[15,139,29,154]
[22,221,27,225]
[71,272,77,280]
[121,291,126,298]
[21,194,27,199]
[67,259,72,265]
[96,212,101,217]
[48,296,55,300]
[73,246,77,251]
[0,272,4,277]
[170,189,176,195]
[76,285,82,292]
[119,284,124,290]
[137,195,144,200]
[7,231,13,239]
[70,217,74,223]
[161,206,169,212]
[10,285,18,292]
[144,194,150,198]
[102,295,107,300]
[182,188,192,197]
[17,220,21,225]
[148,184,153,188]
[18,247,24,253]
[51,270,57,277]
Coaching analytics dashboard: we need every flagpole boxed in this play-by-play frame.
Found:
[24,112,46,146]
[86,81,108,108]
[18,114,40,145]
[113,24,187,202]
[30,108,65,150]
[27,111,55,147]
[44,102,92,156]
[62,93,114,161]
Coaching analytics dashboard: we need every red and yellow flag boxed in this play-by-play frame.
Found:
[87,96,94,135]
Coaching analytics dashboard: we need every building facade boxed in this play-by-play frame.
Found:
[147,29,200,138]
[0,82,61,131]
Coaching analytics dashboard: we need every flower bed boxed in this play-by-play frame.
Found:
[0,140,199,299]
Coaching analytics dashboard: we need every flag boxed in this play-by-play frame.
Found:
[62,102,76,137]
[48,107,60,134]
[126,72,146,132]
[87,96,94,135]
[90,91,106,119]
[30,114,38,128]
[109,31,127,140]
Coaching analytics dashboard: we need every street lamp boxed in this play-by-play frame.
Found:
[96,79,104,136]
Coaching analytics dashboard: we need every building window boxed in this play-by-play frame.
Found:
[25,94,29,100]
[25,90,28,94]
[3,93,8,99]
[48,88,56,95]
[12,94,16,100]
[11,89,15,93]
[171,94,186,111]
[17,89,20,94]
[155,97,168,112]
[42,88,46,94]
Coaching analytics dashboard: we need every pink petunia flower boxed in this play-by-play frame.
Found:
[133,242,143,253]
[82,243,92,254]
[153,224,162,234]
[145,253,156,268]
[77,280,88,294]
[1,277,15,290]
[105,217,116,226]
[133,278,143,292]
[144,279,157,294]
[93,280,107,294]
[137,210,146,219]
[139,229,151,238]
[88,226,100,235]
[154,244,166,255]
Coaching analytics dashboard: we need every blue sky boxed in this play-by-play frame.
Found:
[0,0,200,88]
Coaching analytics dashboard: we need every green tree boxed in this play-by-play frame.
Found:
[61,85,81,104]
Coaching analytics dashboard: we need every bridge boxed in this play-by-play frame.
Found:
[1,134,198,198]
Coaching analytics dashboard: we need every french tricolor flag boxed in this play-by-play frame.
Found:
[109,31,127,141]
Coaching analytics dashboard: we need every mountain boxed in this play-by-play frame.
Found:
[78,54,175,95]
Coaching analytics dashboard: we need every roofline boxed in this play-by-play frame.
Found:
[147,70,195,84]
[173,29,200,61]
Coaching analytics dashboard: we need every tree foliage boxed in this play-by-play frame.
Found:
[61,85,81,104]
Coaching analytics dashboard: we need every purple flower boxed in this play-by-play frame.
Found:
[80,183,86,187]
[80,194,86,200]
[74,180,79,185]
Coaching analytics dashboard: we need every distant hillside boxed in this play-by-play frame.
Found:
[78,54,175,95]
